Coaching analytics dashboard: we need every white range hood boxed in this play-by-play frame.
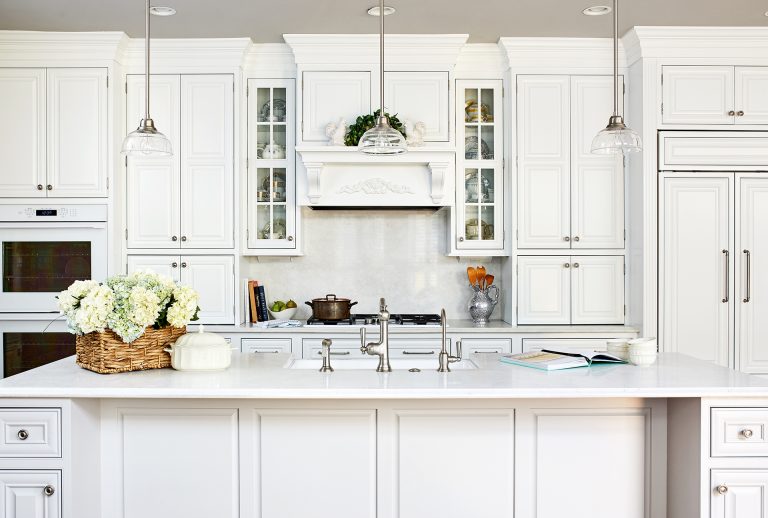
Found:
[296,146,455,208]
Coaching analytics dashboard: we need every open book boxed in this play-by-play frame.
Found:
[499,349,626,371]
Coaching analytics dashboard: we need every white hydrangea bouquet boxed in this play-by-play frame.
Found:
[58,271,200,374]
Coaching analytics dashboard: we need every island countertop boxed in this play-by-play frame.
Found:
[0,352,767,399]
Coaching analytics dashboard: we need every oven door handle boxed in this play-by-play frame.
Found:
[0,222,107,229]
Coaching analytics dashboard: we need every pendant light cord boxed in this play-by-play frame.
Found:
[145,0,151,122]
[379,0,385,119]
[613,0,619,118]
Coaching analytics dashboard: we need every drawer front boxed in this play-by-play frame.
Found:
[242,338,292,354]
[0,409,61,458]
[712,408,768,457]
[459,338,512,354]
[522,338,609,354]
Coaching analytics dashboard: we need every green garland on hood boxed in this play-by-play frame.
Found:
[344,109,406,147]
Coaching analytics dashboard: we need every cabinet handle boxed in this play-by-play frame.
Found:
[316,350,350,356]
[716,485,728,495]
[17,429,28,441]
[181,262,187,268]
[253,349,281,354]
[171,236,178,242]
[44,485,55,496]
[722,250,729,303]
[737,110,745,116]
[564,263,570,268]
[741,428,754,439]
[402,350,436,355]
[181,236,187,242]
[472,350,500,354]
[563,236,571,242]
[743,249,751,303]
[287,236,294,242]
[573,262,580,268]
[46,184,52,191]
[36,184,43,191]
[171,262,178,268]
[728,110,736,116]
[573,236,580,242]
[459,236,465,242]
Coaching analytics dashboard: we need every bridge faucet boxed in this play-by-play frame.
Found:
[437,308,462,372]
[359,298,392,372]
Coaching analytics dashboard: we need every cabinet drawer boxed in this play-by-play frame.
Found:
[0,470,61,516]
[522,338,609,354]
[242,338,291,354]
[459,338,512,354]
[0,409,61,458]
[711,408,768,457]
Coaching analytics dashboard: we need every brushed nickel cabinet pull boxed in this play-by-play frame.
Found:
[402,350,436,355]
[17,429,28,440]
[563,236,570,242]
[737,110,745,116]
[171,262,178,268]
[744,249,751,303]
[722,250,729,303]
[564,263,570,268]
[44,485,55,496]
[728,110,736,116]
[716,485,728,495]
[46,184,52,191]
[36,184,43,191]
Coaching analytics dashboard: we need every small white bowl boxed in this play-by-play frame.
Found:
[606,339,630,360]
[629,350,658,367]
[267,307,297,320]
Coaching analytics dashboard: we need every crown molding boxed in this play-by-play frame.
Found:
[283,34,469,68]
[0,30,127,65]
[499,37,626,71]
[454,44,506,79]
[243,43,296,77]
[624,26,768,65]
[122,37,251,73]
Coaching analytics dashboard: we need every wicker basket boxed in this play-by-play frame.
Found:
[76,326,186,374]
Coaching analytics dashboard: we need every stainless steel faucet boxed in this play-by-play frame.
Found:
[319,338,334,372]
[359,298,392,372]
[437,308,462,372]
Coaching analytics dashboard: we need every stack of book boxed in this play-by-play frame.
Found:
[245,280,269,323]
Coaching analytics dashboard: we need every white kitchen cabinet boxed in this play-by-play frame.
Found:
[517,75,624,249]
[302,71,370,142]
[660,175,732,367]
[385,71,449,142]
[454,80,504,252]
[661,66,768,125]
[252,409,376,518]
[518,255,624,325]
[0,68,107,198]
[0,470,60,518]
[246,79,298,253]
[126,74,233,249]
[711,470,768,518]
[127,255,235,324]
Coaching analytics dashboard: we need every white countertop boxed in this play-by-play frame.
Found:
[0,352,766,400]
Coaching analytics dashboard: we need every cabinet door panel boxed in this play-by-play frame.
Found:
[385,71,448,141]
[517,76,569,161]
[180,256,234,324]
[394,410,514,518]
[253,410,376,518]
[572,256,624,324]
[660,176,731,366]
[180,75,234,248]
[0,470,60,518]
[126,75,180,249]
[47,68,108,197]
[517,256,571,324]
[0,69,46,197]
[127,255,181,281]
[737,177,768,373]
[302,71,370,141]
[735,67,768,125]
[711,470,768,518]
[518,165,570,248]
[662,66,734,125]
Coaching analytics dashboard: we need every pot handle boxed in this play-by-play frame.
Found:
[163,347,173,353]
[305,301,313,308]
[325,294,337,301]
[349,301,358,308]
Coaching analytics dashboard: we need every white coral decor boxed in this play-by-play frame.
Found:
[57,270,200,343]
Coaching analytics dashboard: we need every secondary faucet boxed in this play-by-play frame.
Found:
[359,298,392,372]
[437,308,462,372]
[319,338,334,372]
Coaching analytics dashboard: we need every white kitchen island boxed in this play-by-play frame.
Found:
[0,352,766,518]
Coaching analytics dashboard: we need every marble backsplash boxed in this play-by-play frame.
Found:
[242,208,503,321]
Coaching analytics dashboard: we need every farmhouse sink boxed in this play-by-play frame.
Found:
[287,358,479,370]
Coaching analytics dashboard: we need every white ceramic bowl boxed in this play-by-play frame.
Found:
[629,350,658,367]
[606,339,630,361]
[628,337,657,348]
[268,307,297,320]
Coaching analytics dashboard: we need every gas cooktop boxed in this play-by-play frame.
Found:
[306,313,442,326]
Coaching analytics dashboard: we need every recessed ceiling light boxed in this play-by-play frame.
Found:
[149,6,176,16]
[764,10,768,16]
[367,5,396,16]
[582,5,612,16]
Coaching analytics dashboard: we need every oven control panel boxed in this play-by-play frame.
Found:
[0,204,107,222]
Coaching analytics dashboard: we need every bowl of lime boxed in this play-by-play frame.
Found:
[268,299,298,320]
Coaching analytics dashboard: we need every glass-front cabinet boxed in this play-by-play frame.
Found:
[454,80,504,253]
[246,78,298,254]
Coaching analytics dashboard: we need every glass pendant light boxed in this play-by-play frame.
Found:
[121,0,172,156]
[359,0,407,155]
[591,0,641,155]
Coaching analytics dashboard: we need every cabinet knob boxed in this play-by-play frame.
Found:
[181,262,187,268]
[728,110,736,116]
[171,236,178,242]
[287,236,294,242]
[17,429,28,441]
[36,184,43,191]
[741,428,754,439]
[564,263,570,268]
[181,236,187,242]
[563,236,571,242]
[737,110,745,116]
[459,237,465,242]
[573,236,580,242]
[44,485,55,496]
[573,262,580,268]
[46,184,52,191]
[171,262,178,268]
[716,485,728,495]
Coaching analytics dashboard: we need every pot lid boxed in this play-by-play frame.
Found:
[311,294,352,303]
[172,325,229,350]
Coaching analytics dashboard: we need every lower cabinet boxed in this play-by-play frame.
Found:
[0,470,60,518]
[517,255,625,324]
[711,470,768,518]
[127,255,235,324]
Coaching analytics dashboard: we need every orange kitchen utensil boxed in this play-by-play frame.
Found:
[476,266,487,290]
[485,274,495,288]
[467,266,477,287]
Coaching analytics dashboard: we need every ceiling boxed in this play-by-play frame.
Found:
[1,0,766,43]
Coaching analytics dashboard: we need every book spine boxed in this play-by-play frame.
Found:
[249,281,259,322]
[257,285,269,321]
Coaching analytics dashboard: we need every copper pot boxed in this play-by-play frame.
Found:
[305,294,358,320]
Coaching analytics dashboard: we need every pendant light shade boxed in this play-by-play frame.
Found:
[122,0,172,157]
[590,0,641,155]
[359,0,407,155]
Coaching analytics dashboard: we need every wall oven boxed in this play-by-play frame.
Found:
[0,205,107,313]
[0,319,74,377]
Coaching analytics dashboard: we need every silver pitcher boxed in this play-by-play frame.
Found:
[468,285,500,325]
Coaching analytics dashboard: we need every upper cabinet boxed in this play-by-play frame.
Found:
[0,68,108,198]
[126,74,234,250]
[517,75,624,250]
[385,71,449,142]
[301,71,370,142]
[662,66,768,125]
